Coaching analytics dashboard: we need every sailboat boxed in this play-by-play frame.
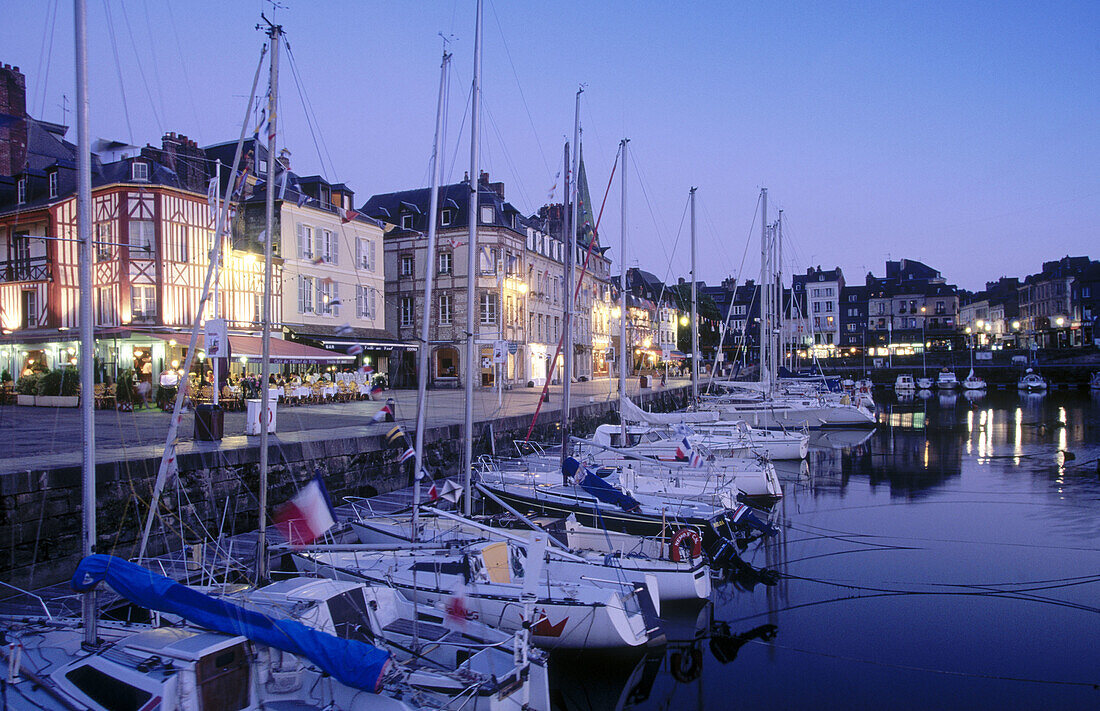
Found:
[960,346,985,389]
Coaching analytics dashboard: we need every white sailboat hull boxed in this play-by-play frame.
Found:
[717,403,874,429]
[292,552,653,650]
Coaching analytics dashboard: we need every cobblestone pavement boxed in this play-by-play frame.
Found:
[0,377,691,472]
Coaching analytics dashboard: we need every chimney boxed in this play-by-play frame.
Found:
[489,181,504,198]
[277,147,291,171]
[0,63,28,177]
[479,171,489,186]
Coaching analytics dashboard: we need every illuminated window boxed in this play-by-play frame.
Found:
[129,221,155,257]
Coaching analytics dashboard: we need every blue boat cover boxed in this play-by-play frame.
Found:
[72,555,390,693]
[565,458,643,513]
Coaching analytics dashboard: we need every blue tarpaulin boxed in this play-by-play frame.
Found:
[72,554,390,693]
[564,457,643,512]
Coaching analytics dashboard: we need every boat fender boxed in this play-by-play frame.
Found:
[670,648,703,683]
[669,528,702,562]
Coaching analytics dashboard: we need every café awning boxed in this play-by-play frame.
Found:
[148,332,353,364]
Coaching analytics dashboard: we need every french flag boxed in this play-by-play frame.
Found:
[370,404,392,422]
[273,475,337,546]
[688,450,705,468]
[341,208,359,224]
[675,437,693,462]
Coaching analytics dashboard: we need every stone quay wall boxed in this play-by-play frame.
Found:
[0,386,690,590]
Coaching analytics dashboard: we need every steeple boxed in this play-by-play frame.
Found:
[576,145,597,247]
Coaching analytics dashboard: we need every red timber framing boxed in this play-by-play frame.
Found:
[0,183,282,338]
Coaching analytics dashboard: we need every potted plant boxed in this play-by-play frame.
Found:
[36,367,80,407]
[116,369,136,411]
[15,373,40,406]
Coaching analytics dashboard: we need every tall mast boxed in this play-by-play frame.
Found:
[778,211,785,370]
[75,0,97,645]
[413,49,451,537]
[462,0,483,517]
[561,86,581,470]
[758,188,767,391]
[256,20,280,584]
[559,141,572,471]
[689,187,698,404]
[770,223,778,382]
[618,139,629,445]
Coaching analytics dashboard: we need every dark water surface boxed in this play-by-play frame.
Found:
[552,390,1100,710]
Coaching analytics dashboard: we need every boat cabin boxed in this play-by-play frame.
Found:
[52,627,253,711]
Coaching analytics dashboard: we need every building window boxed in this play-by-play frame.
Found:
[936,301,945,314]
[129,220,155,257]
[400,254,414,277]
[297,223,314,258]
[320,186,331,208]
[439,293,452,325]
[297,275,314,313]
[877,303,886,315]
[16,177,26,204]
[440,209,454,226]
[356,238,375,271]
[825,302,833,312]
[400,296,414,327]
[401,213,414,230]
[439,251,452,274]
[814,317,820,329]
[316,279,338,316]
[320,229,338,264]
[356,285,376,319]
[94,224,114,261]
[48,171,58,199]
[131,285,156,322]
[480,205,494,224]
[131,162,149,181]
[479,292,498,325]
[20,290,38,329]
[813,302,821,313]
[848,293,857,302]
[96,287,116,325]
[253,292,262,324]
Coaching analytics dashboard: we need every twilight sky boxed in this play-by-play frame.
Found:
[3,0,1097,292]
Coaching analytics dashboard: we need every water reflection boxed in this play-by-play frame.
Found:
[556,391,1100,710]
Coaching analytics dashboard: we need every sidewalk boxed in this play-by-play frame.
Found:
[0,377,690,473]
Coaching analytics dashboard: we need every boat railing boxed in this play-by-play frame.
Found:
[344,495,378,519]
[0,580,55,621]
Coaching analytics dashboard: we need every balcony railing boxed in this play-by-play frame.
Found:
[0,257,50,283]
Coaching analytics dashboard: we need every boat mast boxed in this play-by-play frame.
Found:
[758,187,768,392]
[462,0,483,517]
[690,187,698,404]
[256,18,281,584]
[74,0,96,645]
[412,49,451,537]
[560,87,582,471]
[559,142,572,471]
[618,139,629,445]
[777,210,784,372]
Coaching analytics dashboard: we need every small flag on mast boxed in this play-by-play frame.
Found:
[273,475,337,546]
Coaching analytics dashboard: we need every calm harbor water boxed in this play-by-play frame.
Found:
[552,389,1100,710]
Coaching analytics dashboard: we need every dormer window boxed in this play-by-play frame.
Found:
[440,208,454,226]
[132,162,149,181]
[320,186,330,208]
[401,213,414,230]
[48,171,58,199]
[16,177,26,204]
[480,206,494,224]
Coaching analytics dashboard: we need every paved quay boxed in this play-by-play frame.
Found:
[0,377,690,474]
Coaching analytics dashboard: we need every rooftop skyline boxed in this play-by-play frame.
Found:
[2,0,1097,292]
